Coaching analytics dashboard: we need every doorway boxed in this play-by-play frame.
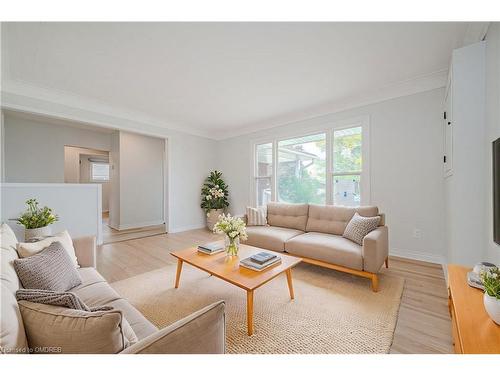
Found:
[64,141,167,244]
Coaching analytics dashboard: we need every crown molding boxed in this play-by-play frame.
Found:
[0,79,215,140]
[211,69,449,140]
[2,69,448,141]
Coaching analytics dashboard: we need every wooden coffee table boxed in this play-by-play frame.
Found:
[170,244,302,335]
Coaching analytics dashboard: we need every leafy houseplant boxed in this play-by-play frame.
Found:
[16,199,58,240]
[481,267,500,325]
[200,170,229,230]
[213,214,247,256]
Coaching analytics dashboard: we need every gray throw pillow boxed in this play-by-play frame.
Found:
[343,212,381,245]
[14,241,82,292]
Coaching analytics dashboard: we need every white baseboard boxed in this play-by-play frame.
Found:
[116,220,165,231]
[168,224,206,233]
[390,247,446,265]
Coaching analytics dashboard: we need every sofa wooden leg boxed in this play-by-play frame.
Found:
[371,274,379,292]
[385,257,389,268]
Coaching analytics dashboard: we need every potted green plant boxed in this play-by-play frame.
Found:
[213,213,248,256]
[200,170,229,230]
[16,199,59,241]
[481,267,500,325]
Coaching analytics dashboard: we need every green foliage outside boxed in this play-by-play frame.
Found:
[333,131,362,173]
[200,170,229,213]
[278,164,325,204]
[16,199,58,229]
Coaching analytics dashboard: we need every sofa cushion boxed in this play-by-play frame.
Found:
[285,232,363,270]
[306,204,379,235]
[13,241,82,292]
[17,230,79,268]
[243,225,304,252]
[18,300,137,354]
[267,202,309,231]
[107,298,158,340]
[71,268,156,340]
[71,280,122,307]
[0,283,29,354]
[0,224,29,354]
[1,224,22,294]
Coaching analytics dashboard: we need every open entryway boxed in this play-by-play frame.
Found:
[63,132,168,244]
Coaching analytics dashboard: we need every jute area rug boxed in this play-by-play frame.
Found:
[111,262,404,354]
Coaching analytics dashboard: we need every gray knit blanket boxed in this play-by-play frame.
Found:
[16,289,112,312]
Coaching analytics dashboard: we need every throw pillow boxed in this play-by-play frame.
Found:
[18,300,138,354]
[16,289,111,312]
[343,212,381,245]
[17,230,79,268]
[13,241,82,292]
[246,206,267,226]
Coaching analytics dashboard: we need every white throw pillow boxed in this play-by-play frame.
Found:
[343,212,381,245]
[246,206,267,226]
[17,230,80,268]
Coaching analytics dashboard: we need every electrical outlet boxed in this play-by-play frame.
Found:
[413,229,422,239]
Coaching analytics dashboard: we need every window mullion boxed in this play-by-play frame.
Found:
[272,140,277,202]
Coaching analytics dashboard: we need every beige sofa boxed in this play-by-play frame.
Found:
[0,227,225,354]
[243,203,388,291]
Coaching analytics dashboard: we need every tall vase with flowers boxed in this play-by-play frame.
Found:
[213,214,247,256]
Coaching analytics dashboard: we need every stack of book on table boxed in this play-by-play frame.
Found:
[240,252,281,271]
[197,242,224,255]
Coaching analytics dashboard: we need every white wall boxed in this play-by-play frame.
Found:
[1,183,102,244]
[217,89,446,263]
[485,23,500,265]
[117,131,164,229]
[2,112,218,233]
[3,114,111,183]
[109,131,120,229]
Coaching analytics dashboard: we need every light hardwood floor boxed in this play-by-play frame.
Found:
[101,212,166,244]
[96,228,453,354]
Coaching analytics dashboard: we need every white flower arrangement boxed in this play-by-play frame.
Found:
[213,213,248,241]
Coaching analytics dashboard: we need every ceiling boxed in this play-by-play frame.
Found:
[1,22,469,139]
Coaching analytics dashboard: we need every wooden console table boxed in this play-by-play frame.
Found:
[447,264,500,353]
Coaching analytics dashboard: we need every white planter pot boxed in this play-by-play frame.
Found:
[25,226,51,241]
[206,209,224,231]
[483,293,500,325]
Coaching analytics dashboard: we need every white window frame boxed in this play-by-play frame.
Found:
[330,121,370,206]
[252,142,276,206]
[250,115,370,207]
[90,162,110,182]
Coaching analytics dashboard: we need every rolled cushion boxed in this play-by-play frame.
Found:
[285,232,363,270]
[14,242,82,292]
[243,226,304,252]
[18,300,138,354]
[306,204,379,235]
[267,202,309,231]
[343,213,381,245]
[17,230,79,268]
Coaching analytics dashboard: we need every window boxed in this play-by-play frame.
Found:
[277,133,326,204]
[252,118,368,207]
[91,162,110,182]
[254,143,272,206]
[332,126,362,206]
